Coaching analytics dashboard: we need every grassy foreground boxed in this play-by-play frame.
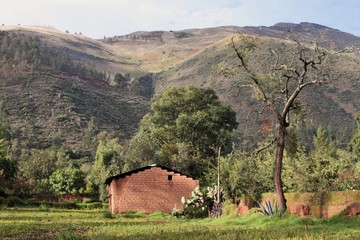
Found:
[0,207,359,240]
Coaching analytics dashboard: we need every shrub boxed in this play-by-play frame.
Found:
[103,210,113,219]
[222,200,238,217]
[149,211,171,219]
[0,189,8,198]
[172,204,182,218]
[52,202,78,209]
[102,203,109,210]
[6,196,25,207]
[25,198,41,207]
[181,186,223,218]
[82,197,96,204]
[0,196,6,205]
[174,32,193,39]
[183,205,207,218]
[39,203,49,211]
[77,202,103,209]
[181,188,208,218]
[87,202,103,209]
[327,211,351,224]
[258,200,283,219]
[122,211,146,218]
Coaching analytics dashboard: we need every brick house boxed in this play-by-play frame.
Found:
[104,164,199,214]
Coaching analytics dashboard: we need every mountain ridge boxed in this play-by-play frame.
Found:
[0,22,359,152]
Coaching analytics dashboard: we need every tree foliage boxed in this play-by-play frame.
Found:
[349,112,360,155]
[281,123,360,193]
[221,124,359,204]
[113,73,130,88]
[87,132,126,200]
[49,163,85,195]
[82,117,99,154]
[0,31,41,73]
[18,148,58,181]
[311,126,339,187]
[130,85,238,179]
[0,31,106,80]
[220,150,274,202]
[0,103,15,182]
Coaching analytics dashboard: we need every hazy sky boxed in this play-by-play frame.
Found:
[1,0,359,39]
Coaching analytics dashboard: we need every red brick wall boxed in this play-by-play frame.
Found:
[108,167,199,214]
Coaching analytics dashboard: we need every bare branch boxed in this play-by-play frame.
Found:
[270,49,280,68]
[252,138,277,155]
[246,109,261,121]
[260,104,272,115]
[232,36,282,121]
[300,79,328,89]
[272,97,286,105]
[246,104,272,121]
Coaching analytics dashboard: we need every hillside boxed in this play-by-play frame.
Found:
[155,34,360,147]
[0,27,150,152]
[0,23,360,152]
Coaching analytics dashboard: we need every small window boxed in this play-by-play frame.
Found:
[167,175,173,181]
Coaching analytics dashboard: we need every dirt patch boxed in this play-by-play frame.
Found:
[19,227,88,240]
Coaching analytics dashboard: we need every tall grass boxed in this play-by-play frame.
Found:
[0,207,359,239]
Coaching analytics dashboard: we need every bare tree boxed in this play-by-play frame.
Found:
[229,34,349,211]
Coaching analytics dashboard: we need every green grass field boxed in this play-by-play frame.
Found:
[0,207,359,240]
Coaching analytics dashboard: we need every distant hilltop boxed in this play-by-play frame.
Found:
[0,21,359,150]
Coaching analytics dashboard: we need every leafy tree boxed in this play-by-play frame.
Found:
[349,112,360,155]
[15,147,73,195]
[334,148,360,190]
[0,103,15,183]
[220,149,273,202]
[87,132,125,200]
[123,132,156,169]
[0,139,15,181]
[113,73,130,88]
[312,126,337,158]
[337,112,360,190]
[283,146,313,192]
[82,117,98,154]
[131,85,238,179]
[310,126,339,191]
[49,164,85,195]
[0,102,11,142]
[282,124,360,193]
[227,35,348,210]
[283,126,339,192]
[18,148,57,181]
[129,74,154,97]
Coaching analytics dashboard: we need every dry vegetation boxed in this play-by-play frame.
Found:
[1,23,360,148]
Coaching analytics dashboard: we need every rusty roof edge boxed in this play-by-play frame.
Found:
[104,164,197,185]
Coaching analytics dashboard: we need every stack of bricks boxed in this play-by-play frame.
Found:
[108,166,199,214]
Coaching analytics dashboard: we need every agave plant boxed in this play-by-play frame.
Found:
[258,200,283,219]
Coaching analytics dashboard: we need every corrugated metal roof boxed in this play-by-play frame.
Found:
[104,164,196,185]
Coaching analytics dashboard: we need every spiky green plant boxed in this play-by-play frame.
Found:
[258,200,283,219]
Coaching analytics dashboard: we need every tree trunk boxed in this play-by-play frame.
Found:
[217,147,221,203]
[275,121,287,211]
